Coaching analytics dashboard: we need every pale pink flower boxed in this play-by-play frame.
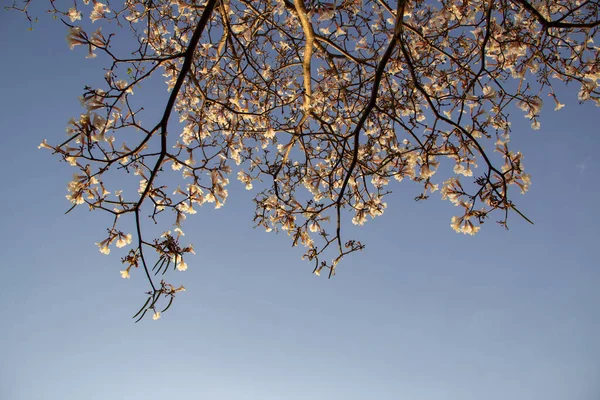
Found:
[90,2,110,23]
[68,8,82,22]
[66,27,86,50]
[115,233,132,248]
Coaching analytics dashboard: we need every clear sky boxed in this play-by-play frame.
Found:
[1,5,599,400]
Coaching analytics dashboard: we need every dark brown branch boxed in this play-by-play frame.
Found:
[334,0,408,258]
[134,0,218,295]
[515,0,600,29]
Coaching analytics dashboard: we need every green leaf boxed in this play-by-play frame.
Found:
[161,296,174,313]
[132,296,152,319]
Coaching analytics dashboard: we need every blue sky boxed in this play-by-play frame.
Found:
[1,6,599,400]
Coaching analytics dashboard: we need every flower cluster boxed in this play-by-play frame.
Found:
[23,0,599,318]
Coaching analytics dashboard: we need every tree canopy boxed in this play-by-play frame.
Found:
[13,0,599,320]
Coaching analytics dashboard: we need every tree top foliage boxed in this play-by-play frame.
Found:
[12,0,599,320]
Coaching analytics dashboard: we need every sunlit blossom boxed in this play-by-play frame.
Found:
[96,241,110,255]
[67,8,82,22]
[115,234,132,248]
[38,139,52,150]
[90,2,110,23]
[66,27,86,50]
[173,256,187,271]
